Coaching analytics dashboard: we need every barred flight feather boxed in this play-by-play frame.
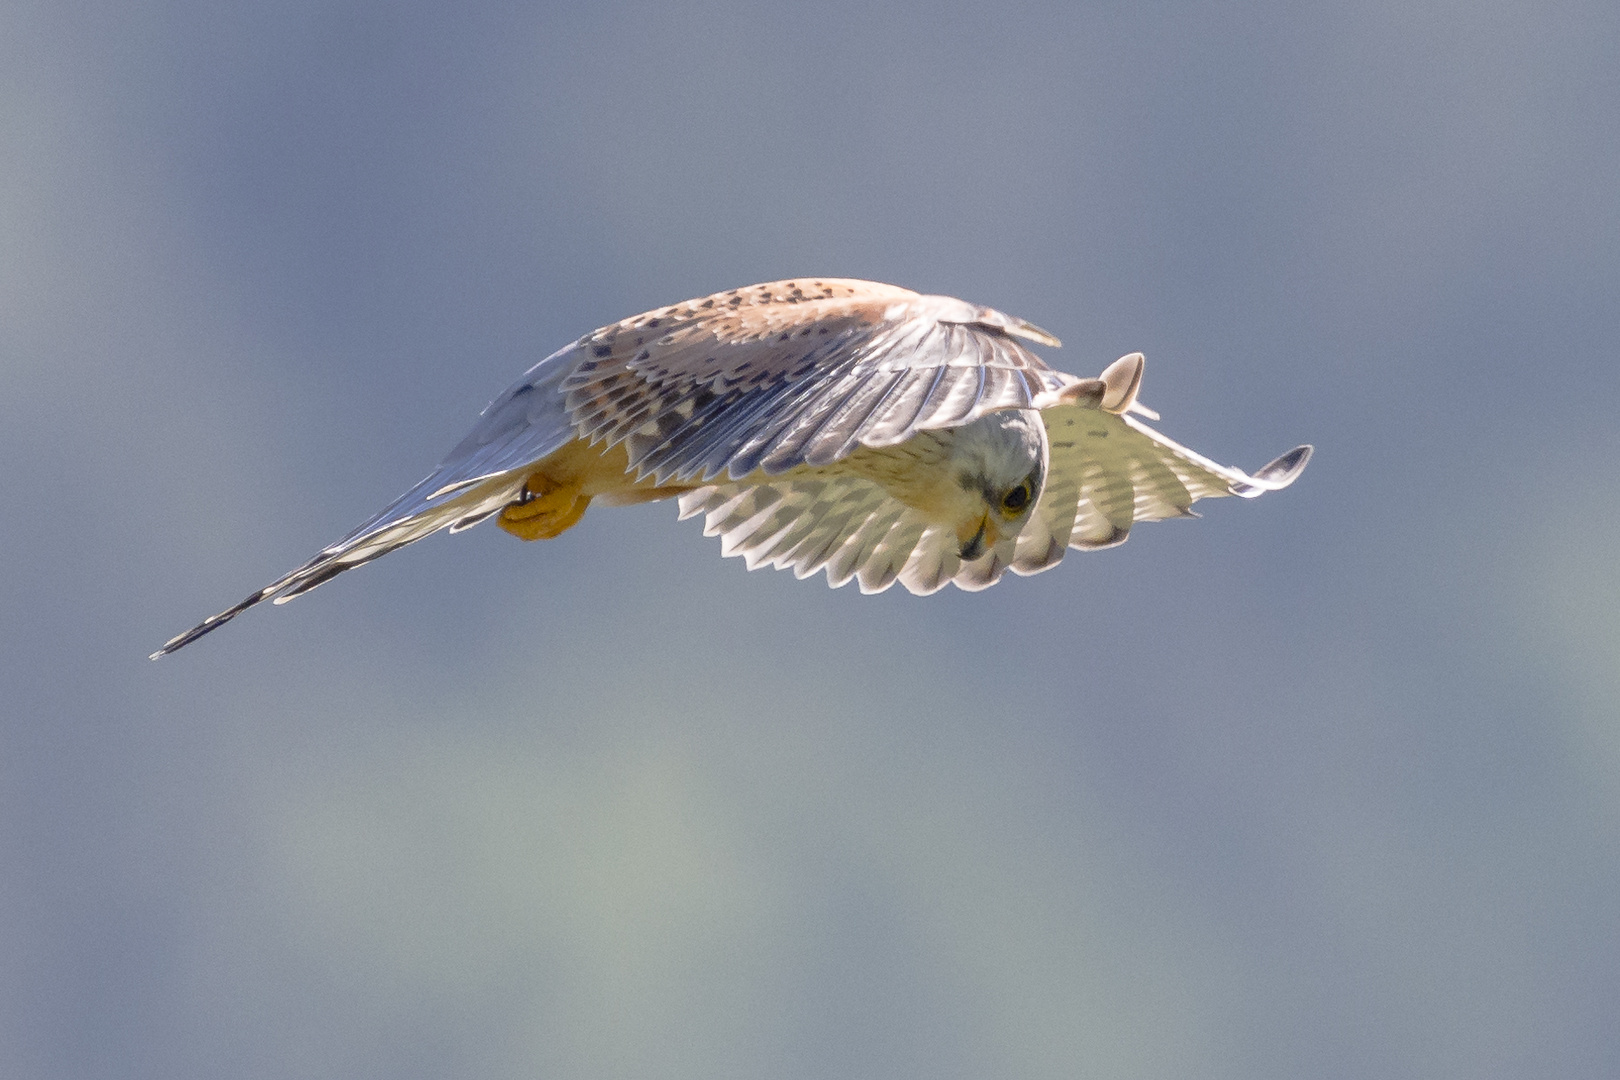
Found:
[679,474,1023,597]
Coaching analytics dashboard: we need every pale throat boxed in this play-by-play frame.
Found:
[834,420,1039,530]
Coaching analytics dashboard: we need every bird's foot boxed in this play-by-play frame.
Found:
[498,474,591,540]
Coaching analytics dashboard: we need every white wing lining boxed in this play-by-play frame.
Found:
[1004,402,1311,583]
[677,476,1021,597]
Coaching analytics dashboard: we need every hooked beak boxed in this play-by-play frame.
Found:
[957,514,1000,561]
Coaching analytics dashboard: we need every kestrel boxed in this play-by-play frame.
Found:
[153,279,1310,657]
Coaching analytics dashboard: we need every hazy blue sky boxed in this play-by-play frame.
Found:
[4,2,1618,1077]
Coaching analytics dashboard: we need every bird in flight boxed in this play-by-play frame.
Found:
[153,279,1310,657]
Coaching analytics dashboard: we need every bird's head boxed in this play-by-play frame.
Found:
[946,408,1048,561]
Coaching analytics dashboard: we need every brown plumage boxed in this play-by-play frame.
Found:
[152,279,1310,657]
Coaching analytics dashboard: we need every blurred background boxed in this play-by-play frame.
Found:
[4,1,1618,1077]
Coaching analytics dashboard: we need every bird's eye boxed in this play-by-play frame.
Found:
[1002,482,1031,513]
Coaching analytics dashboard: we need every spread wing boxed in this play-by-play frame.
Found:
[1008,403,1312,577]
[153,278,1074,655]
[677,354,1311,597]
[561,278,1071,483]
[676,413,1311,598]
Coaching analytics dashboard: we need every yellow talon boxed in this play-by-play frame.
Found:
[498,474,591,541]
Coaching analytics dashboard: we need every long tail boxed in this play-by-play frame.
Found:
[149,471,524,658]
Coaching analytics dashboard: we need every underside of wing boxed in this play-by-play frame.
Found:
[564,279,1074,485]
[147,465,538,657]
[1007,401,1312,579]
[148,355,583,657]
[677,474,1021,597]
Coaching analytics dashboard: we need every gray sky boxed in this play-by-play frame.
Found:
[4,1,1618,1077]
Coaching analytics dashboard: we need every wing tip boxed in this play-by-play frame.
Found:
[148,588,271,658]
[1232,444,1313,497]
[1009,320,1061,348]
[1256,443,1313,486]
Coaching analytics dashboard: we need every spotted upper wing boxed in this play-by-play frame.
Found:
[367,279,1072,511]
[1009,403,1312,577]
[560,278,1073,483]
